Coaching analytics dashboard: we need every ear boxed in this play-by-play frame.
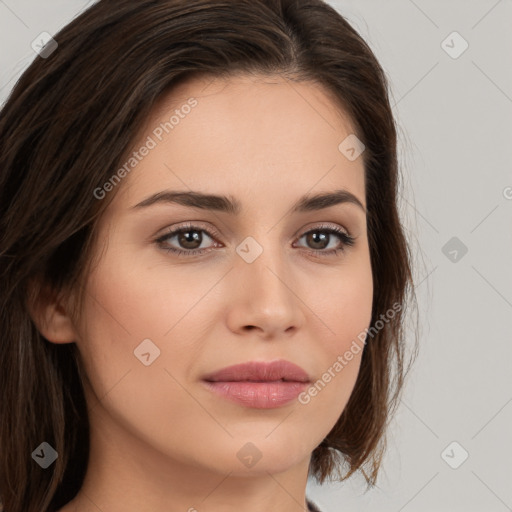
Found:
[26,278,77,344]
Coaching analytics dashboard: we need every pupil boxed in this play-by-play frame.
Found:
[308,232,328,249]
[180,230,201,249]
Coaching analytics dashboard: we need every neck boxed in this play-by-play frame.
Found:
[58,400,313,512]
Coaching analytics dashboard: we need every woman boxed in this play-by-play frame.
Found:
[0,1,418,511]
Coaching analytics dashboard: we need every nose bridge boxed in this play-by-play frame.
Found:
[233,229,299,320]
[222,217,304,339]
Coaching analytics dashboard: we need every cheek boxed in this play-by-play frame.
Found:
[298,257,373,416]
[309,256,373,352]
[73,245,217,410]
[73,259,202,451]
[71,252,165,405]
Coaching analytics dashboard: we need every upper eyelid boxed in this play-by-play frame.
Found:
[156,221,352,239]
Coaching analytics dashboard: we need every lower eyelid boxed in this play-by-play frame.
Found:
[156,224,354,254]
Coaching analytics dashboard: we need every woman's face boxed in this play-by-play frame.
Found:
[72,74,373,478]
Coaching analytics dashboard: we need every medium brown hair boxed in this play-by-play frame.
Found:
[0,1,419,510]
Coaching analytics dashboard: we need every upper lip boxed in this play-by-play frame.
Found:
[202,359,310,383]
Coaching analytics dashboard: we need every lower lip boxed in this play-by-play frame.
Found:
[202,380,309,409]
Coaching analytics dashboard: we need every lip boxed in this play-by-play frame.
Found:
[202,359,310,383]
[201,359,311,409]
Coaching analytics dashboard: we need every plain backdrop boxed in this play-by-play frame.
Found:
[1,1,511,511]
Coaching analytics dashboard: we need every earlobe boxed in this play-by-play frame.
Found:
[26,281,77,344]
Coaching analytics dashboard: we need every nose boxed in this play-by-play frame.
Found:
[225,237,306,339]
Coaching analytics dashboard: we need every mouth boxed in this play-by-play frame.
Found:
[201,359,311,409]
[204,377,304,383]
[202,359,311,383]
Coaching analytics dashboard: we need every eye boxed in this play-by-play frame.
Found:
[294,224,356,258]
[155,222,220,257]
[155,222,356,258]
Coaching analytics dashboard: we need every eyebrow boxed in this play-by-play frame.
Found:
[131,188,366,215]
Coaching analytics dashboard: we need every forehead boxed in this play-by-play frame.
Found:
[106,73,366,215]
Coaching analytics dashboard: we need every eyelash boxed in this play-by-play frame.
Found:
[155,222,356,259]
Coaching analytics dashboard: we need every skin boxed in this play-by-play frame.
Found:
[34,74,373,512]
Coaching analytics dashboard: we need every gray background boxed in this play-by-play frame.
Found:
[1,1,511,511]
